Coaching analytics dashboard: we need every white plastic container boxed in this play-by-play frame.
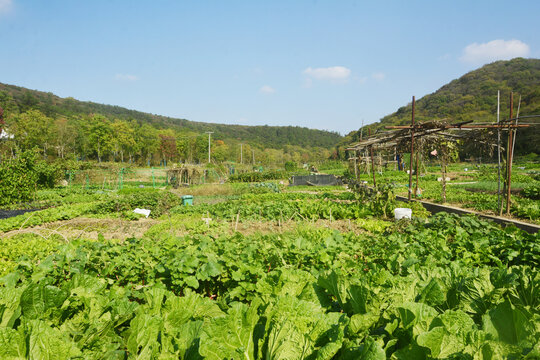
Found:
[394,208,412,220]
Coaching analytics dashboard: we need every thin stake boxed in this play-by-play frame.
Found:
[506,92,514,215]
[414,140,419,197]
[369,128,376,187]
[408,96,415,201]
[511,95,521,161]
[497,91,502,214]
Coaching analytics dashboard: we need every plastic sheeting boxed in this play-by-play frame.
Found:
[289,174,342,186]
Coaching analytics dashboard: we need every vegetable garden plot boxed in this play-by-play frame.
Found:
[0,207,539,358]
[0,184,538,359]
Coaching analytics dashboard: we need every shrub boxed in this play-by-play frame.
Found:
[35,160,63,189]
[94,190,182,217]
[0,150,39,206]
[228,170,287,183]
[522,183,540,200]
[284,161,297,172]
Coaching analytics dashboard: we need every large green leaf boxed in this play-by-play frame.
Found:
[349,312,380,335]
[160,320,203,360]
[417,327,464,358]
[482,299,534,346]
[344,336,386,360]
[417,278,446,307]
[391,343,428,360]
[199,302,259,360]
[163,290,224,330]
[27,320,81,360]
[396,302,438,337]
[0,327,26,359]
[429,309,475,335]
[260,296,347,360]
[358,337,386,360]
[0,286,23,328]
[20,284,68,320]
[126,314,163,360]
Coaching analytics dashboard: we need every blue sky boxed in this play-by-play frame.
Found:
[1,0,539,134]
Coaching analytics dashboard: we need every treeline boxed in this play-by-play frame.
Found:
[342,58,540,157]
[0,82,342,149]
[0,91,333,165]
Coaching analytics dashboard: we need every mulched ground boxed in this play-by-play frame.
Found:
[0,209,40,220]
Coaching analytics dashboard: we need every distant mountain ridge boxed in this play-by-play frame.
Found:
[344,58,540,155]
[0,82,342,149]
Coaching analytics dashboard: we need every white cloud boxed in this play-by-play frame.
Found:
[0,0,13,14]
[303,66,351,81]
[115,73,139,81]
[371,72,385,81]
[259,85,275,94]
[460,39,530,64]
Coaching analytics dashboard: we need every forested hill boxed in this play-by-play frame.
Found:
[0,82,341,149]
[344,57,540,155]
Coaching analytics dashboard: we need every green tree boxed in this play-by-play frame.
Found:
[112,119,136,162]
[88,115,114,162]
[10,110,54,155]
[137,124,159,165]
[53,117,77,159]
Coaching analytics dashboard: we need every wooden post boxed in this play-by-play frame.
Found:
[497,91,502,215]
[394,147,397,171]
[441,155,447,203]
[408,96,415,201]
[354,154,358,179]
[369,128,376,187]
[370,146,376,187]
[506,92,514,215]
[414,148,419,197]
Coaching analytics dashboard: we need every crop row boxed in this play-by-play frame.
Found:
[0,213,538,358]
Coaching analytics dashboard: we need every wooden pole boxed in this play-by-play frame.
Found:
[511,96,521,159]
[441,156,447,203]
[497,91,502,215]
[506,92,514,215]
[369,128,376,187]
[408,96,415,201]
[354,154,358,179]
[370,147,376,187]
[414,145,419,197]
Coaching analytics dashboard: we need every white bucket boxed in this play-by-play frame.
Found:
[394,208,412,220]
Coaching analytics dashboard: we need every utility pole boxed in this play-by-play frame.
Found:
[205,131,213,163]
[252,149,255,164]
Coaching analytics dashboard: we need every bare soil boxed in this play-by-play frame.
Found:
[1,217,159,241]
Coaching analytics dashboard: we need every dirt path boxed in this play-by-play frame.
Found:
[1,217,159,241]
